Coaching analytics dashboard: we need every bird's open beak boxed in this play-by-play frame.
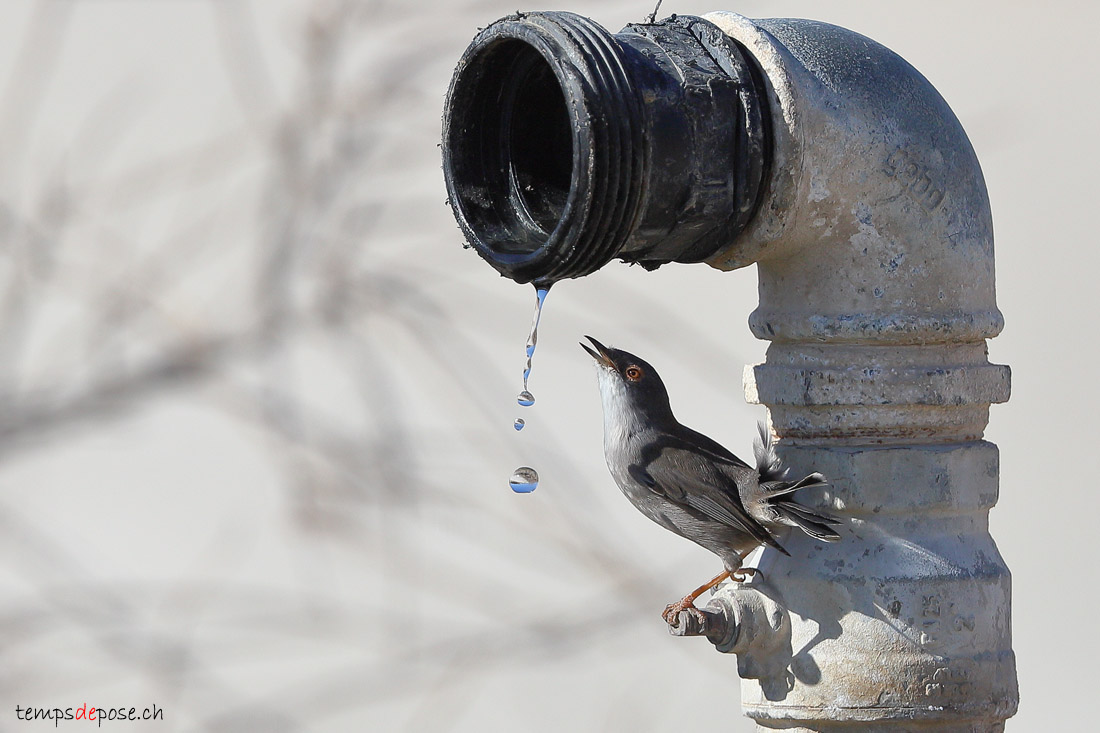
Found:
[581,335,616,369]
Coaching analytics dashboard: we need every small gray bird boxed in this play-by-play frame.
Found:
[581,336,841,626]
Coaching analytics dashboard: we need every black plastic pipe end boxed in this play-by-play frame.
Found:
[442,12,770,286]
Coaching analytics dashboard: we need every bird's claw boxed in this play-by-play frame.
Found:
[731,567,759,583]
[662,599,707,628]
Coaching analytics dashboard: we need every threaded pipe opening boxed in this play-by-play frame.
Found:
[443,12,769,285]
[447,37,575,256]
[443,12,643,285]
[503,45,572,235]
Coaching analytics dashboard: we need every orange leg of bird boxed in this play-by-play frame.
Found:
[662,569,731,627]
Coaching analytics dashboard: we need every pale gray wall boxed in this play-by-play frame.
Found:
[0,1,1092,730]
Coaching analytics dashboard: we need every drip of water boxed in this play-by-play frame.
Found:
[522,287,549,391]
[509,286,550,493]
[509,466,539,493]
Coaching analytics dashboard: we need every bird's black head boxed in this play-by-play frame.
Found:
[581,336,675,425]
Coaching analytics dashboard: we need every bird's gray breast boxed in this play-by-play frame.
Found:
[604,431,703,538]
[603,427,670,519]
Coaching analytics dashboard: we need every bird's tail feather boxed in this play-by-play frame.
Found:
[772,500,841,542]
[761,471,828,497]
[754,422,842,542]
[753,422,786,482]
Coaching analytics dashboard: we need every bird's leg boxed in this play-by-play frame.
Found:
[662,569,730,627]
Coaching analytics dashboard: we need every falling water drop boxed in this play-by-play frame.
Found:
[523,287,550,391]
[509,286,550,494]
[509,466,539,493]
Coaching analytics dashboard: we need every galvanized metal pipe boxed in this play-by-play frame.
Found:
[443,10,1018,731]
[697,13,1017,730]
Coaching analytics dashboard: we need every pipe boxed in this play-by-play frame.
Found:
[443,10,1018,731]
[442,12,768,285]
[703,14,1017,727]
[669,585,797,692]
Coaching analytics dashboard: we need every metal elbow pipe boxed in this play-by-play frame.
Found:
[444,10,1017,731]
[703,12,1009,445]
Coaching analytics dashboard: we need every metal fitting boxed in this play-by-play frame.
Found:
[669,584,795,695]
[442,12,768,285]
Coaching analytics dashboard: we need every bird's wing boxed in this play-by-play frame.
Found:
[630,436,787,554]
[676,425,754,470]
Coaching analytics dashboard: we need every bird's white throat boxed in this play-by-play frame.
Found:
[595,366,643,453]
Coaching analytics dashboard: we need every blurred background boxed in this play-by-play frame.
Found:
[0,1,1094,730]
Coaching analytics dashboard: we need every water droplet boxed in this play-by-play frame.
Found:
[522,287,549,390]
[508,286,549,497]
[509,466,539,493]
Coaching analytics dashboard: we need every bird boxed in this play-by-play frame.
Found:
[580,336,841,627]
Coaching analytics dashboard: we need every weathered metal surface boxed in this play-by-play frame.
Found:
[443,7,1017,729]
[695,12,1017,731]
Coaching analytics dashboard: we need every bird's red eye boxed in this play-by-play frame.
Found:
[625,365,643,381]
